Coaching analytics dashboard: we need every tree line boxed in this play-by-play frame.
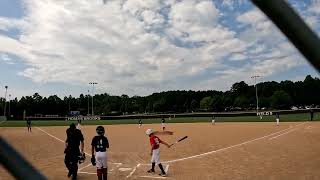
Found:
[0,75,319,118]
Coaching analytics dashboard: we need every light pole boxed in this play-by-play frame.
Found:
[8,94,11,118]
[87,90,90,115]
[251,76,260,114]
[68,95,71,115]
[89,82,98,115]
[4,86,8,117]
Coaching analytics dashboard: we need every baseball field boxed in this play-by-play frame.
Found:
[1,115,320,180]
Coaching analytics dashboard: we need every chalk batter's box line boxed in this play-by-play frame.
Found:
[78,170,113,174]
[77,162,123,176]
[77,171,97,175]
[126,163,170,179]
[79,163,92,171]
[139,175,173,179]
[137,163,170,173]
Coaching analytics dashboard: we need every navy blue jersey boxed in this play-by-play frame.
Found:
[66,128,84,151]
[139,119,142,124]
[26,119,31,125]
[161,118,165,123]
[91,136,109,152]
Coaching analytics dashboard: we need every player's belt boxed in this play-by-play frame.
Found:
[96,150,106,152]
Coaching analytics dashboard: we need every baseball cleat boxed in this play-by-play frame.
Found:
[159,172,167,177]
[147,169,155,173]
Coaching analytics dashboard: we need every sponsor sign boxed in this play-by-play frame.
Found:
[67,115,101,121]
[257,112,273,116]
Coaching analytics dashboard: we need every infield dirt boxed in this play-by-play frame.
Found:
[1,121,320,180]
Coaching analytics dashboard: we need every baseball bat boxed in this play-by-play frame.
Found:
[170,136,188,147]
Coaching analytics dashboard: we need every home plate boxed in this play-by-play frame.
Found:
[119,168,132,171]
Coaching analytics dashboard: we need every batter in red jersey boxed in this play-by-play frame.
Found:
[146,129,171,177]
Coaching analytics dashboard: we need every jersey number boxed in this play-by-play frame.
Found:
[97,139,103,148]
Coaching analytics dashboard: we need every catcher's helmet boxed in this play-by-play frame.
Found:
[96,126,105,135]
[69,123,76,130]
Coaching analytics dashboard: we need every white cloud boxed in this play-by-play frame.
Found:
[1,0,247,95]
[221,0,247,9]
[309,0,320,14]
[236,9,266,25]
[168,0,225,42]
[0,35,30,58]
[0,53,15,64]
[229,53,246,61]
[303,0,320,30]
[0,17,28,31]
[219,7,312,88]
[0,0,318,96]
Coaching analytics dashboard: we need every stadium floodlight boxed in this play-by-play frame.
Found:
[3,86,8,117]
[251,76,260,114]
[68,95,71,115]
[8,94,11,117]
[87,90,90,115]
[89,82,98,115]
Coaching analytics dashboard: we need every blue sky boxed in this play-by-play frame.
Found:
[0,0,319,99]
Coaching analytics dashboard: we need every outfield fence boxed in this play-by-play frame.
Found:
[20,108,320,121]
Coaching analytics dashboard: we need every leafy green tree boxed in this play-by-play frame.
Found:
[200,96,213,110]
[270,90,293,109]
[4,75,320,118]
[190,99,198,111]
[211,95,222,111]
[231,81,249,96]
[233,96,250,108]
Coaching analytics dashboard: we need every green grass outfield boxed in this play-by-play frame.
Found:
[0,113,319,127]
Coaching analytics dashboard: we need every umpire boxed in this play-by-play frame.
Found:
[64,123,85,180]
[310,109,314,121]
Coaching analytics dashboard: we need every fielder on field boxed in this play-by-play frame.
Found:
[64,123,85,180]
[26,118,32,132]
[310,109,314,121]
[91,126,109,180]
[211,115,215,125]
[138,119,143,128]
[275,112,280,126]
[77,118,82,130]
[146,129,171,177]
[161,118,166,131]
